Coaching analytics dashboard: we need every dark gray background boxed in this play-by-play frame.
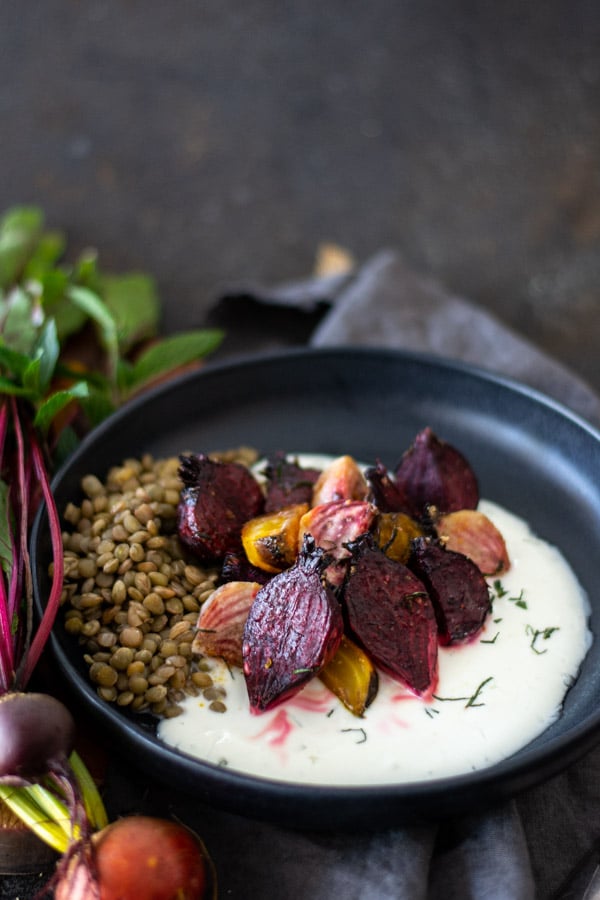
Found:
[2,0,600,389]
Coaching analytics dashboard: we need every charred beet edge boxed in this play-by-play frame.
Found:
[409,537,492,644]
[221,550,273,585]
[365,459,409,513]
[343,534,438,696]
[394,426,479,518]
[262,451,321,512]
[242,535,343,713]
[177,453,265,562]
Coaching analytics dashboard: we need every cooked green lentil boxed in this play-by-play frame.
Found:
[59,447,259,718]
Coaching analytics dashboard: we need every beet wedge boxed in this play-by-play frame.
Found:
[344,535,438,696]
[242,536,344,713]
[394,427,479,518]
[262,451,321,513]
[409,537,492,644]
[177,453,265,562]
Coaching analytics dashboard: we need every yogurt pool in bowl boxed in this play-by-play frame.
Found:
[158,454,592,786]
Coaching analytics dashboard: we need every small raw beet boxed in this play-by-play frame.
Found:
[0,692,76,779]
[177,454,264,562]
[262,451,321,512]
[394,427,479,518]
[409,537,492,644]
[344,536,438,696]
[242,536,344,713]
[55,815,213,900]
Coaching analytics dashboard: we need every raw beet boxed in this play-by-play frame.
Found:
[262,451,321,513]
[177,454,264,562]
[242,536,344,713]
[343,535,438,696]
[394,427,479,518]
[409,537,491,644]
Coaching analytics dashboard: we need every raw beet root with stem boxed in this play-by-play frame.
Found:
[177,453,264,562]
[343,535,438,696]
[409,537,492,644]
[262,451,321,513]
[394,427,479,518]
[242,535,344,713]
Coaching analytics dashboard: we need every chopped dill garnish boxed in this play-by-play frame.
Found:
[341,727,367,744]
[526,624,560,654]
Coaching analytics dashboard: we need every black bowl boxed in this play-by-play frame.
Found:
[31,348,600,830]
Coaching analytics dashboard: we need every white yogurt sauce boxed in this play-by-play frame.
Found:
[159,457,592,785]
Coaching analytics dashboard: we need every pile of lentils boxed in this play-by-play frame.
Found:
[59,447,259,719]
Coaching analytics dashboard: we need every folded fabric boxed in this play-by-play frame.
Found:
[206,250,600,898]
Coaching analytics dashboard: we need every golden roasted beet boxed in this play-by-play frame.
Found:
[241,503,308,573]
[375,511,424,563]
[320,634,378,717]
[434,509,510,575]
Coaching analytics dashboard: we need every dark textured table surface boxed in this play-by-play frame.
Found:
[2,2,600,897]
[2,0,600,388]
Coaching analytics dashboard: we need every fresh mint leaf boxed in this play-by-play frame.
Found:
[99,273,160,354]
[66,285,119,380]
[1,286,38,354]
[33,381,89,432]
[128,329,224,392]
[23,230,66,281]
[0,206,43,288]
[33,318,60,394]
[0,343,32,381]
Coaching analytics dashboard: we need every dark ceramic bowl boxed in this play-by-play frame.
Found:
[31,348,600,830]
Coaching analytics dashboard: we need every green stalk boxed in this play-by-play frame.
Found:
[0,784,70,853]
[69,749,109,831]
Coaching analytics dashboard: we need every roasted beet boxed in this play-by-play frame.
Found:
[311,455,368,505]
[394,427,479,517]
[262,452,321,513]
[221,550,273,585]
[434,509,510,575]
[242,536,344,713]
[409,537,491,644]
[177,454,264,562]
[365,459,409,512]
[343,535,438,696]
[299,499,377,586]
[192,581,261,667]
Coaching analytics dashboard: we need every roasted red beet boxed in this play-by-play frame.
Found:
[343,535,438,696]
[394,427,479,518]
[409,537,491,644]
[177,454,264,562]
[221,550,273,585]
[365,459,409,513]
[242,536,344,713]
[262,451,321,513]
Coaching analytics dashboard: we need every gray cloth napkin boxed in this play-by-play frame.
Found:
[199,250,600,899]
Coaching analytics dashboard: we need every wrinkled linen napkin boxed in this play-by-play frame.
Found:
[192,250,599,900]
